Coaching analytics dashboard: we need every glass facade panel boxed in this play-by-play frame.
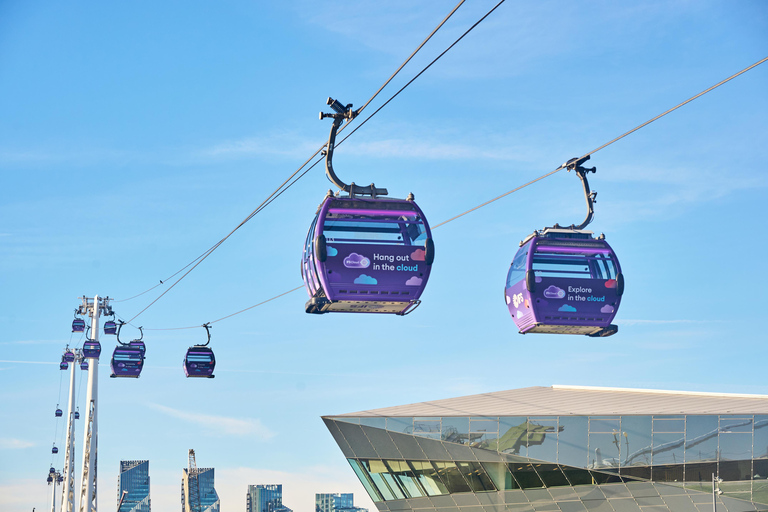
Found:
[456,461,495,492]
[499,417,529,456]
[359,459,399,501]
[755,416,768,459]
[621,416,652,467]
[360,417,386,429]
[720,433,753,461]
[558,416,589,468]
[482,462,519,491]
[685,416,719,462]
[509,463,545,489]
[527,419,559,464]
[385,460,425,498]
[589,433,621,469]
[470,418,499,434]
[442,417,470,445]
[348,459,383,502]
[561,467,593,486]
[432,461,472,494]
[719,460,752,481]
[413,418,441,440]
[720,416,753,433]
[653,418,685,433]
[408,461,448,496]
[534,464,570,487]
[590,418,620,433]
[472,432,499,451]
[386,417,413,434]
[652,433,685,465]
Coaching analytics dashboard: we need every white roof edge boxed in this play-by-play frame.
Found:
[552,384,768,399]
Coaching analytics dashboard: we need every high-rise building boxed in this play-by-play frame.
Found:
[315,493,367,512]
[247,484,293,512]
[324,385,768,512]
[117,460,150,512]
[182,467,220,512]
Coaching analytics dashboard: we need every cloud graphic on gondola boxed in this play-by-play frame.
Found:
[516,310,524,318]
[405,276,422,286]
[344,253,370,268]
[326,246,338,257]
[354,274,377,285]
[600,305,615,314]
[543,285,565,299]
[558,304,577,312]
[411,249,426,261]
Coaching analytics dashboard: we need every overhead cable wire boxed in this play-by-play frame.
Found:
[433,54,768,229]
[121,0,469,321]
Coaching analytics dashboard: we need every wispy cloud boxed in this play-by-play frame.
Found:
[0,438,35,449]
[198,131,319,159]
[147,403,274,439]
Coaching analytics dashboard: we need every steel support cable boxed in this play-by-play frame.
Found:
[119,6,473,321]
[335,0,507,148]
[433,54,768,229]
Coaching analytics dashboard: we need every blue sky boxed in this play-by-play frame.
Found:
[1,1,767,510]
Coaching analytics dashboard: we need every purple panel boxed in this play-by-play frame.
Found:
[530,277,620,326]
[110,347,144,378]
[321,243,431,302]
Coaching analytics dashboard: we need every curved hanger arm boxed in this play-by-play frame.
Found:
[201,323,211,347]
[116,320,127,346]
[320,97,388,198]
[561,155,597,230]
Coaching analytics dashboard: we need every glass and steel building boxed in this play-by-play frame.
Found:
[247,484,293,512]
[323,385,768,512]
[181,467,220,512]
[118,460,150,512]
[316,492,368,512]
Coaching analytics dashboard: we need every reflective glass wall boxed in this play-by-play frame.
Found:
[334,414,768,506]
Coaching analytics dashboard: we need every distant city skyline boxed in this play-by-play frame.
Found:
[247,483,293,512]
[315,492,367,512]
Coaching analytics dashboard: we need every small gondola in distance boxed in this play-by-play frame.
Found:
[184,324,215,378]
[183,346,216,378]
[302,98,435,315]
[82,340,101,359]
[504,156,624,337]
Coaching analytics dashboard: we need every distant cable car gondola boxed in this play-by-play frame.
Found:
[82,340,101,359]
[59,360,68,370]
[62,349,75,363]
[110,322,144,378]
[505,156,623,337]
[52,444,58,454]
[74,409,80,420]
[183,324,216,378]
[80,359,89,370]
[302,98,434,315]
[72,310,85,333]
[104,311,117,335]
[55,407,62,417]
[47,474,53,483]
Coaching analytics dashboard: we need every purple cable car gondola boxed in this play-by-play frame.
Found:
[109,346,144,378]
[505,156,624,337]
[72,318,85,333]
[63,350,75,363]
[55,407,62,417]
[60,361,68,370]
[104,319,117,335]
[110,322,145,378]
[80,359,89,370]
[52,444,58,454]
[47,474,53,483]
[302,98,435,315]
[184,324,216,378]
[49,467,56,474]
[74,410,80,420]
[82,340,101,359]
